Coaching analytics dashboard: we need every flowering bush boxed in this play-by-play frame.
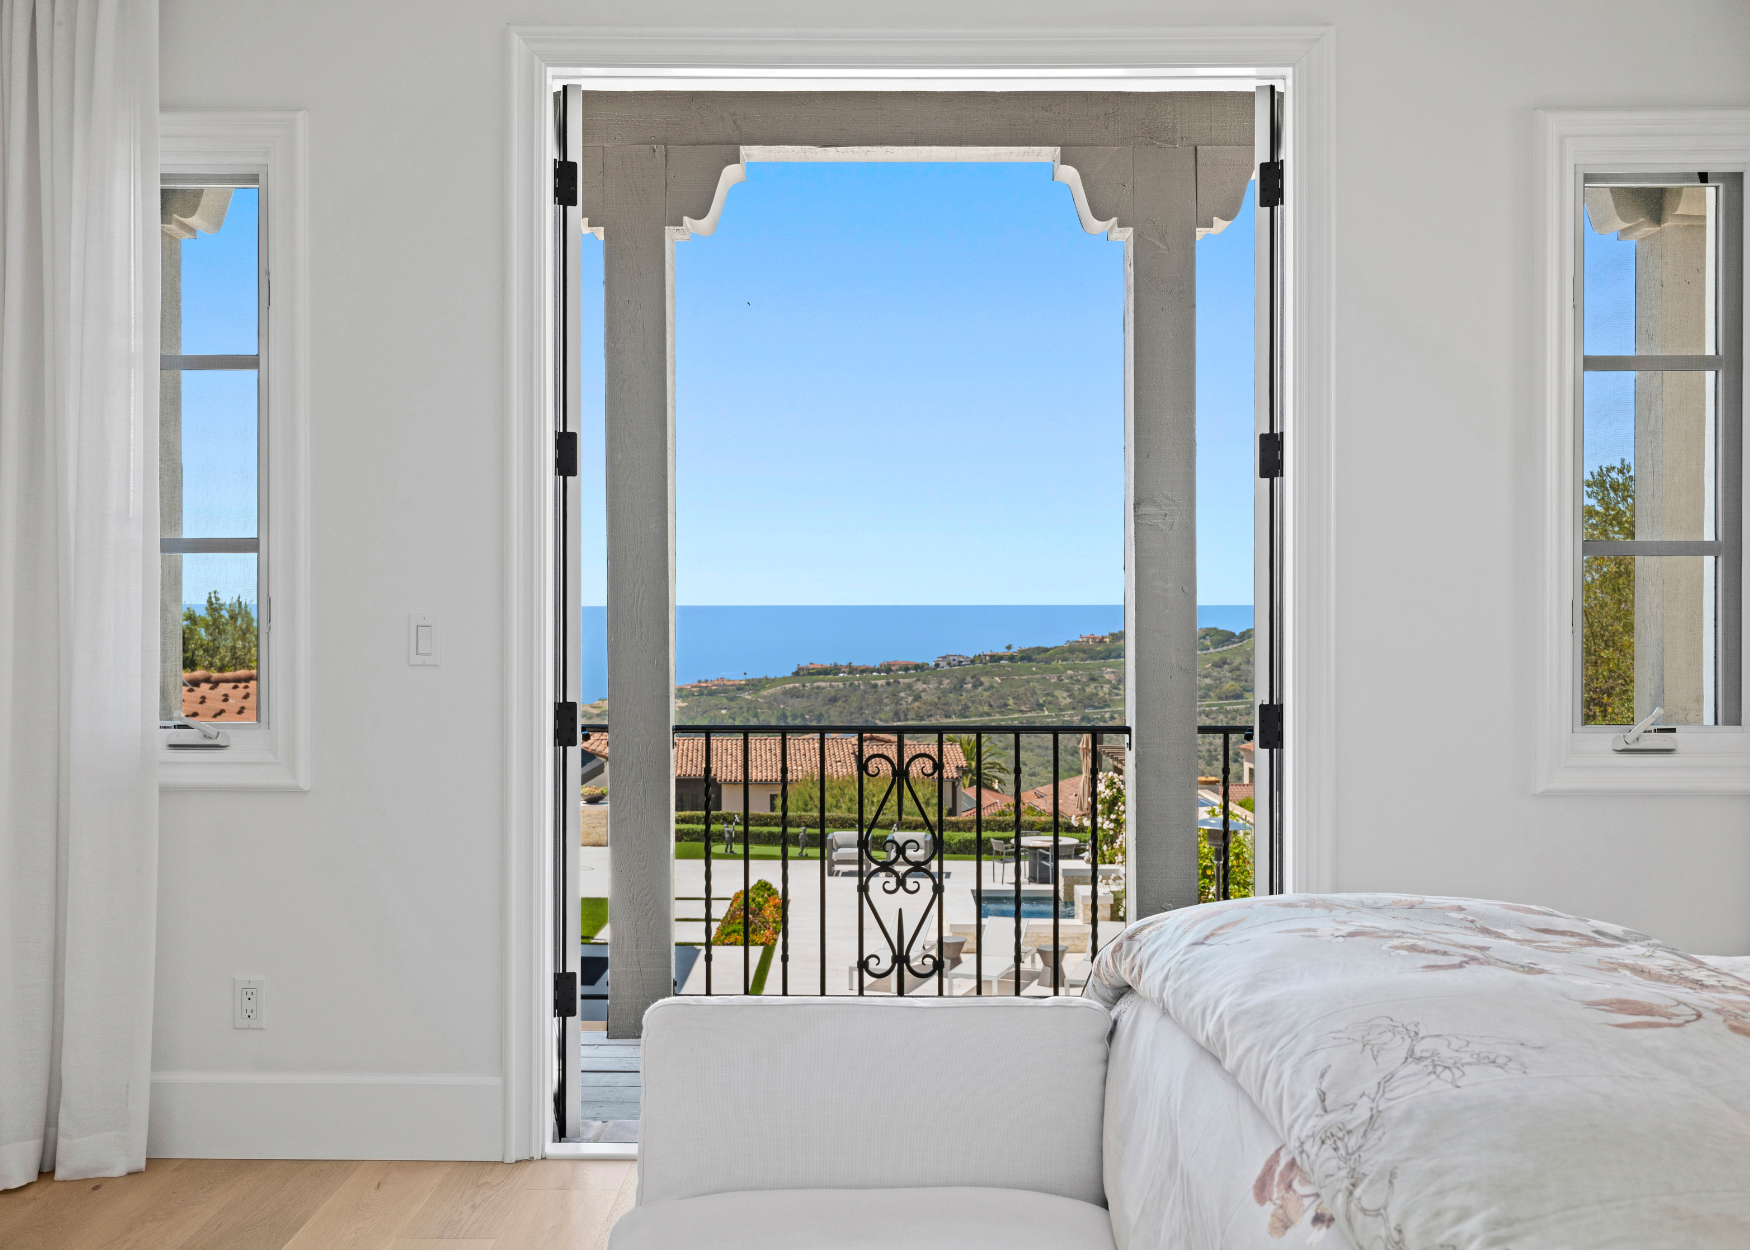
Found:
[1198,819,1255,902]
[712,879,785,946]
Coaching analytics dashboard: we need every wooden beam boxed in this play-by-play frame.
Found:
[578,91,1251,150]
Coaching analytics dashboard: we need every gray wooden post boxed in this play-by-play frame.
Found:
[603,144,678,1037]
[1125,146,1201,917]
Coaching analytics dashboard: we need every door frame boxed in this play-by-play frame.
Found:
[501,23,1337,1162]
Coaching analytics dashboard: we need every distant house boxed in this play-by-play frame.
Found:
[1016,774,1090,821]
[879,660,928,673]
[1239,739,1254,785]
[1077,633,1110,644]
[584,732,967,814]
[958,785,1014,818]
[935,653,972,668]
[678,676,749,693]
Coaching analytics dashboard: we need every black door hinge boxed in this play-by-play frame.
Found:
[556,431,578,477]
[554,159,578,208]
[1258,160,1284,208]
[555,701,579,748]
[554,971,578,1018]
[1257,703,1284,750]
[1259,432,1284,479]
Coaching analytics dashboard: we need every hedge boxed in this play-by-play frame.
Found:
[674,809,1072,835]
[675,823,1071,857]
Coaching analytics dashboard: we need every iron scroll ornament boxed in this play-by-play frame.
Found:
[856,736,947,988]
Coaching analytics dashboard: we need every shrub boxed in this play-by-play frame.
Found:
[1199,824,1255,902]
[181,591,257,673]
[712,879,784,946]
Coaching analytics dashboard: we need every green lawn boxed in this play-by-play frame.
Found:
[673,842,980,862]
[580,897,608,940]
[675,843,823,861]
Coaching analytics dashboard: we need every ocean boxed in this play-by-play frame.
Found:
[579,604,1253,703]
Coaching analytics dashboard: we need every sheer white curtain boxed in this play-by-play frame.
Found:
[0,0,160,1188]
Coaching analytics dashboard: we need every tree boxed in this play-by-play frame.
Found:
[182,591,258,673]
[1582,459,1635,725]
[949,733,1010,794]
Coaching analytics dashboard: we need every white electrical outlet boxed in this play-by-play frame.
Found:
[233,976,266,1029]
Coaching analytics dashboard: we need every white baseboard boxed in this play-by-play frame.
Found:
[548,1141,638,1160]
[148,1071,505,1160]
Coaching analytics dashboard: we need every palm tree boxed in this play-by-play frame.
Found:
[950,733,1010,795]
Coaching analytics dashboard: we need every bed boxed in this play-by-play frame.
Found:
[1086,895,1750,1249]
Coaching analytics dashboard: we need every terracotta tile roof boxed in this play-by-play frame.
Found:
[583,732,965,785]
[182,669,257,722]
[963,785,1014,816]
[1018,773,1089,818]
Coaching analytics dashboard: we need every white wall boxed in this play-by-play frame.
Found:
[154,0,1750,1160]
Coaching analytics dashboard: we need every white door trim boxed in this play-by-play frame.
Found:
[501,23,1337,1162]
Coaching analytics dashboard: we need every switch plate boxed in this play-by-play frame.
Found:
[234,976,266,1029]
[408,614,439,666]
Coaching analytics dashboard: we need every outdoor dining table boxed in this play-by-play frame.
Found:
[1018,835,1082,884]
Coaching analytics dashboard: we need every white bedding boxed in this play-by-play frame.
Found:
[1104,992,1354,1249]
[1088,895,1750,1250]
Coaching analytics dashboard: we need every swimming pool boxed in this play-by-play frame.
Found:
[977,896,1074,920]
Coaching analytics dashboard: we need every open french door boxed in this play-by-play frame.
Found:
[1254,84,1286,895]
[553,84,583,1141]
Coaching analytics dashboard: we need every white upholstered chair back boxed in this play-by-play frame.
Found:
[637,995,1111,1207]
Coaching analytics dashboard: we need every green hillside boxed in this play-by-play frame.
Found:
[579,634,1255,784]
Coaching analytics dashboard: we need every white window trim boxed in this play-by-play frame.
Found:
[159,112,310,791]
[1536,108,1750,794]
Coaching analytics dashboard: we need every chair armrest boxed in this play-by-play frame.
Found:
[638,996,1111,1207]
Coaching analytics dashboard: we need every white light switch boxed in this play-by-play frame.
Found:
[409,614,439,665]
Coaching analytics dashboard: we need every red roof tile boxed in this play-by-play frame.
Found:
[583,732,965,785]
[181,669,257,722]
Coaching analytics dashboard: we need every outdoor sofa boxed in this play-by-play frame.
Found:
[606,994,1116,1250]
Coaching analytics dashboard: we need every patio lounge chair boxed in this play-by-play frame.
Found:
[826,830,867,877]
[947,917,1040,997]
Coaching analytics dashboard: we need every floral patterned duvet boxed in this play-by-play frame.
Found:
[1086,894,1750,1250]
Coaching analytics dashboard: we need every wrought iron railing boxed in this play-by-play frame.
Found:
[1199,724,1255,902]
[581,721,1257,999]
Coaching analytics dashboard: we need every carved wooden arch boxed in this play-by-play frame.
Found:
[566,90,1255,1034]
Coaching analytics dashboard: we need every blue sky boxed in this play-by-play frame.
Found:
[1583,212,1637,478]
[174,187,259,607]
[179,165,1262,612]
[575,159,1257,606]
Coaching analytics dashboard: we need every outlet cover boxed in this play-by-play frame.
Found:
[233,976,266,1029]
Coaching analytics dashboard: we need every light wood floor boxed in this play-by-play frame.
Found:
[0,1158,635,1250]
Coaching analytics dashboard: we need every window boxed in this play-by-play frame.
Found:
[1537,108,1750,793]
[1579,174,1742,729]
[159,112,308,790]
[160,178,264,730]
